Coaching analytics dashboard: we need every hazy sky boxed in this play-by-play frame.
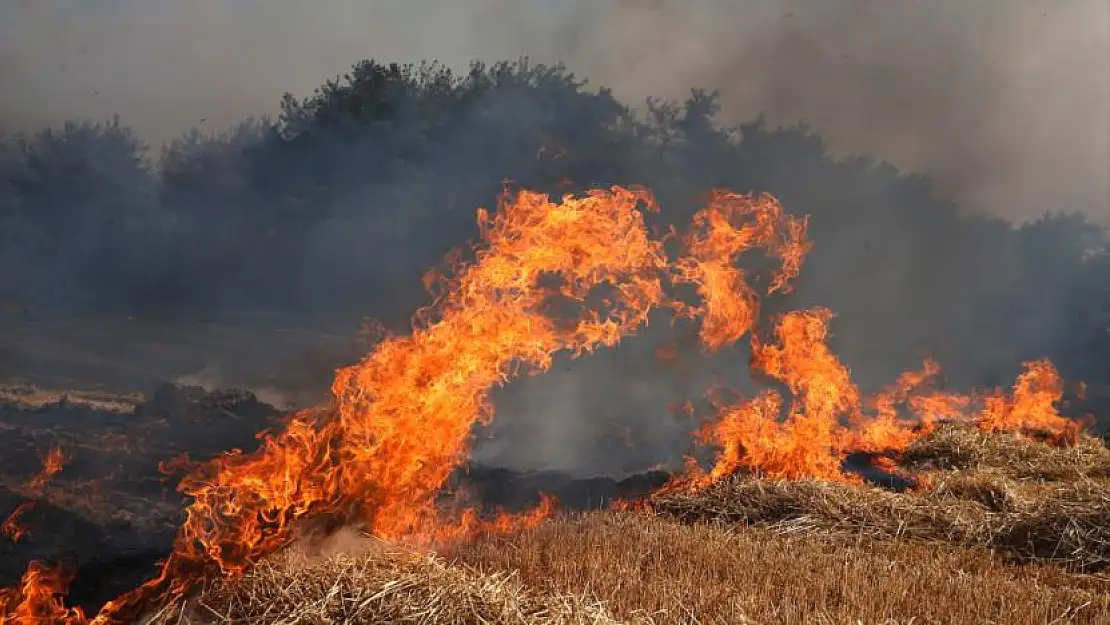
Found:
[1,0,1107,223]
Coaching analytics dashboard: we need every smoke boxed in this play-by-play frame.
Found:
[2,0,1106,223]
[1,0,1108,477]
[532,0,1110,224]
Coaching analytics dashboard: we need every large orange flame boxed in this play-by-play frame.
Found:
[673,190,809,350]
[92,185,683,623]
[688,308,860,483]
[0,185,1085,624]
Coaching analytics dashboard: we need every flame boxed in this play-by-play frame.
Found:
[687,309,859,483]
[0,184,1087,624]
[978,359,1079,443]
[90,185,678,622]
[26,448,66,494]
[673,190,809,350]
[689,314,1079,487]
[0,563,86,624]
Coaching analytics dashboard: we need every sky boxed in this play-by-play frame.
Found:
[1,0,1107,223]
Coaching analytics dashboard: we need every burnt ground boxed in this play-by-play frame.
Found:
[0,384,286,610]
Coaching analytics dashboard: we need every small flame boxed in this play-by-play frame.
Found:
[3,448,67,546]
[26,448,66,494]
[978,359,1079,443]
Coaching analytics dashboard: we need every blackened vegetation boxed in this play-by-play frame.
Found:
[0,385,283,612]
[0,385,665,613]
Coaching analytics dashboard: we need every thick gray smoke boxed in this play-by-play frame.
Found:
[3,0,1106,223]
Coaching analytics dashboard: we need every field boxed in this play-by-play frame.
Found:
[117,422,1105,625]
[3,367,1106,623]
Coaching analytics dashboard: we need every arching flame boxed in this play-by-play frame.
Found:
[91,185,682,623]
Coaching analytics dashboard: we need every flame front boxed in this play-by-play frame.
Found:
[25,449,66,494]
[689,311,1079,486]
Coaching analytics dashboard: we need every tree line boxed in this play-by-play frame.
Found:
[0,59,1106,410]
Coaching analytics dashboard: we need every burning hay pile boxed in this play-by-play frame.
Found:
[651,424,1110,571]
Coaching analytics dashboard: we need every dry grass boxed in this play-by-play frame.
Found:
[651,475,1110,571]
[143,533,627,625]
[449,512,1110,625]
[645,426,1110,571]
[135,428,1110,624]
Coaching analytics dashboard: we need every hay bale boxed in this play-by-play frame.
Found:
[651,478,993,545]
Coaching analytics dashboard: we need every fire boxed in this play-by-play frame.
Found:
[0,184,1086,624]
[688,314,1079,487]
[684,309,862,483]
[25,448,66,494]
[978,359,1080,443]
[91,185,680,622]
[673,190,809,350]
[0,563,85,624]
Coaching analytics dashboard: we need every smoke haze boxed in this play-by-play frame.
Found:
[2,1,1109,478]
[2,0,1107,223]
